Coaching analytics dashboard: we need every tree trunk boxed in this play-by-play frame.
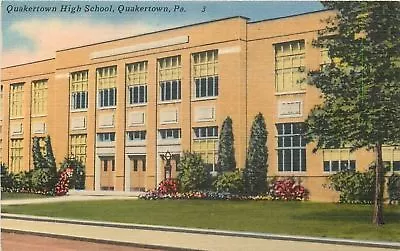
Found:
[373,143,384,225]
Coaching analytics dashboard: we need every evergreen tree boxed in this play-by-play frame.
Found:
[305,2,400,225]
[217,116,236,172]
[32,137,46,170]
[243,113,268,195]
[44,136,57,173]
[44,136,58,188]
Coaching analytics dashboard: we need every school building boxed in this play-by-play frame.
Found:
[1,10,399,201]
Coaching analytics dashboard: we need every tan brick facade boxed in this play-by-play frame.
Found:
[2,11,391,201]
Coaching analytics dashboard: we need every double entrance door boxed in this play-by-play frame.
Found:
[130,155,146,191]
[100,156,115,190]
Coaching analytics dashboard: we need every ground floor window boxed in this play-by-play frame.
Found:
[383,146,400,172]
[322,148,356,172]
[276,123,306,172]
[192,138,218,173]
[10,139,23,172]
[159,128,181,139]
[70,134,87,163]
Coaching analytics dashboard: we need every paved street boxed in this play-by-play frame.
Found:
[2,215,397,251]
[1,232,162,251]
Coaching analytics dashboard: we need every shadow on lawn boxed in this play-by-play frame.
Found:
[295,206,400,224]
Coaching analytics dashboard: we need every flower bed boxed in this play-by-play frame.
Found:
[139,191,274,201]
[139,177,308,201]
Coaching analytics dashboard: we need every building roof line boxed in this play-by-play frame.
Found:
[248,9,332,24]
[56,16,250,53]
[1,58,55,70]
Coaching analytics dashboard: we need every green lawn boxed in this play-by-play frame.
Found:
[1,192,50,200]
[2,200,399,242]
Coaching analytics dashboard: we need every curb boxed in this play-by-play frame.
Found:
[2,213,400,250]
[1,228,201,251]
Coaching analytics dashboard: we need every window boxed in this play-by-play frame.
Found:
[159,80,181,101]
[70,71,88,110]
[31,79,48,116]
[127,61,148,105]
[275,40,306,92]
[276,123,306,172]
[193,126,218,139]
[128,85,147,104]
[158,56,181,102]
[159,128,181,139]
[323,149,356,172]
[133,159,138,171]
[383,146,400,172]
[127,131,146,141]
[10,83,24,118]
[70,134,87,163]
[320,48,332,67]
[10,139,23,172]
[97,132,115,142]
[142,160,146,171]
[97,66,117,108]
[193,137,218,173]
[193,50,218,98]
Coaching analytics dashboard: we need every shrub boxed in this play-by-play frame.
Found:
[157,178,179,195]
[31,168,54,193]
[327,170,375,204]
[59,157,86,190]
[213,170,243,194]
[12,171,34,193]
[388,173,400,204]
[243,113,268,195]
[0,164,14,192]
[217,116,236,172]
[269,177,307,201]
[55,168,73,196]
[177,152,211,192]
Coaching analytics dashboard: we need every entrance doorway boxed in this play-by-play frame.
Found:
[100,156,115,190]
[130,155,146,191]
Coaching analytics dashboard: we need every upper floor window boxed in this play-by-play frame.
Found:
[275,40,306,93]
[127,131,146,141]
[10,83,24,118]
[276,123,306,172]
[127,61,148,105]
[160,80,181,101]
[97,132,115,142]
[323,148,356,172]
[97,66,117,108]
[70,71,88,110]
[193,126,218,139]
[193,50,218,98]
[158,56,181,102]
[31,79,48,116]
[159,128,181,140]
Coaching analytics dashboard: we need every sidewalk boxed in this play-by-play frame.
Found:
[2,213,399,251]
[1,191,143,206]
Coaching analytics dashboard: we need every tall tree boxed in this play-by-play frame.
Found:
[305,2,400,225]
[44,136,57,175]
[243,113,268,195]
[32,137,46,170]
[217,116,236,172]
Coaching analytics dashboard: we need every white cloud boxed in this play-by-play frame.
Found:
[2,18,161,67]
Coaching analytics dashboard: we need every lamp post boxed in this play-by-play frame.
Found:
[162,150,172,180]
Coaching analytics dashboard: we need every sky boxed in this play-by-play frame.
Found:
[1,1,324,67]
